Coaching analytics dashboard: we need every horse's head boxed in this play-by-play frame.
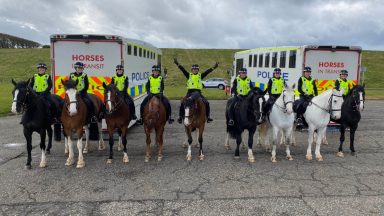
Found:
[350,85,365,112]
[103,82,121,114]
[330,88,344,120]
[184,92,201,126]
[281,82,295,114]
[250,88,265,124]
[11,79,30,114]
[62,79,79,116]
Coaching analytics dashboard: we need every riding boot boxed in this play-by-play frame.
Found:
[205,101,213,123]
[126,96,137,120]
[137,96,148,125]
[177,103,184,124]
[83,95,96,123]
[162,97,174,124]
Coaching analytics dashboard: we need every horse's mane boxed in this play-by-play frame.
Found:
[346,85,365,97]
[63,79,77,89]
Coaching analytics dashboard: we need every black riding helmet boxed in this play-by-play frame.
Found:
[340,69,348,75]
[152,65,161,72]
[273,68,281,74]
[191,64,199,70]
[239,68,247,73]
[303,66,312,72]
[37,63,47,69]
[116,64,124,71]
[74,62,84,68]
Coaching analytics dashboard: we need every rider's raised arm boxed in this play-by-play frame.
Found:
[174,58,189,78]
[201,62,219,79]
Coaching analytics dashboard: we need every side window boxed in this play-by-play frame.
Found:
[139,48,142,57]
[258,54,263,68]
[127,44,132,55]
[253,54,257,67]
[289,50,297,68]
[134,46,137,56]
[248,55,252,67]
[272,52,278,67]
[143,50,146,58]
[279,51,286,68]
[265,53,270,68]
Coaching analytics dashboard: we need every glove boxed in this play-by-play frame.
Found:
[212,62,219,69]
[173,58,179,66]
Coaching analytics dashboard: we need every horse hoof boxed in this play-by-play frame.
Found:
[25,164,32,170]
[64,150,69,155]
[186,155,192,161]
[316,156,323,161]
[157,157,163,162]
[46,150,51,155]
[287,156,293,161]
[98,146,105,151]
[271,158,277,163]
[336,152,344,157]
[351,152,356,156]
[199,155,205,161]
[306,155,313,161]
[83,149,88,154]
[225,145,231,150]
[123,156,129,163]
[248,158,255,163]
[106,159,113,164]
[65,159,74,166]
[322,140,329,145]
[76,161,85,168]
[145,157,150,163]
[39,162,47,168]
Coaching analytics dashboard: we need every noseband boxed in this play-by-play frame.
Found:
[273,90,294,113]
[104,90,123,115]
[311,93,343,115]
[14,87,37,112]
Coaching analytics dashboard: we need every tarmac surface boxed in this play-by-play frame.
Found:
[0,100,383,215]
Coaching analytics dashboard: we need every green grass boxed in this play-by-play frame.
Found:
[0,48,383,116]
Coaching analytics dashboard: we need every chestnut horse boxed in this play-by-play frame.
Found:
[182,91,206,161]
[143,95,167,162]
[103,83,132,164]
[61,79,104,168]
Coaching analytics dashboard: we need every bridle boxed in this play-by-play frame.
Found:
[311,93,343,115]
[104,90,123,115]
[351,89,365,111]
[273,90,294,113]
[13,87,37,112]
[64,93,79,112]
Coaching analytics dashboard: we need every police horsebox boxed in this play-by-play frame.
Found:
[232,45,362,127]
[50,34,162,129]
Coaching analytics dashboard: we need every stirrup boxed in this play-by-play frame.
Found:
[90,116,98,123]
[207,117,213,123]
[228,119,234,126]
[177,117,182,124]
[168,118,174,124]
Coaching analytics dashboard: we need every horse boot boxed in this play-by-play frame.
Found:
[206,101,213,123]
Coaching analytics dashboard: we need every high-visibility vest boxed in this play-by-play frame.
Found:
[271,78,284,94]
[149,75,162,94]
[113,75,126,91]
[70,73,86,92]
[301,76,315,95]
[337,78,350,95]
[33,74,49,92]
[187,73,203,90]
[236,76,251,96]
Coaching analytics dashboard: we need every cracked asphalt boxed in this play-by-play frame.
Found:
[0,100,383,215]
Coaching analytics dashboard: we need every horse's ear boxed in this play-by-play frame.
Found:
[26,78,31,86]
[102,82,107,88]
[284,82,288,89]
[61,79,65,85]
[11,79,17,87]
[292,83,296,89]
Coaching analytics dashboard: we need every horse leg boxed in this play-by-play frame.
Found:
[186,128,193,161]
[76,130,85,168]
[83,125,90,154]
[198,126,205,161]
[350,125,358,156]
[315,127,326,161]
[121,127,129,163]
[145,127,151,162]
[39,129,47,168]
[271,126,278,163]
[234,134,241,159]
[247,128,256,163]
[182,137,188,148]
[98,121,105,150]
[117,135,123,151]
[285,127,294,161]
[241,131,247,151]
[65,135,75,166]
[279,130,285,147]
[224,132,231,150]
[194,130,199,148]
[291,130,297,147]
[306,126,314,160]
[322,133,329,145]
[107,129,114,164]
[337,125,346,157]
[64,136,69,155]
[157,127,165,161]
[46,126,53,154]
[23,128,33,169]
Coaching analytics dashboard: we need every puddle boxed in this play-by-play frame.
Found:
[3,143,25,148]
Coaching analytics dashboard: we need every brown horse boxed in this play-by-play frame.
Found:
[103,82,132,164]
[142,95,167,162]
[61,79,104,168]
[182,91,206,161]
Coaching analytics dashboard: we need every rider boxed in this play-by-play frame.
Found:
[335,69,354,97]
[173,58,219,124]
[263,68,286,115]
[29,63,57,121]
[296,66,318,126]
[137,65,174,124]
[69,62,97,123]
[227,68,253,126]
[110,64,137,120]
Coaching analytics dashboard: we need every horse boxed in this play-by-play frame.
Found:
[225,88,265,162]
[265,83,296,162]
[142,95,167,162]
[102,83,132,164]
[11,79,62,169]
[182,91,206,161]
[303,88,344,161]
[332,85,365,157]
[61,79,104,168]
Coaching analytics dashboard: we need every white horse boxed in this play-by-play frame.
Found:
[304,89,344,161]
[266,83,296,162]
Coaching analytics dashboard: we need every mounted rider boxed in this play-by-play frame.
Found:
[294,66,318,126]
[69,62,97,123]
[335,69,354,97]
[227,68,253,126]
[110,64,137,120]
[137,65,174,124]
[173,58,219,124]
[263,67,286,115]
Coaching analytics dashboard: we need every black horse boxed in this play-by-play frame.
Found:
[11,79,63,169]
[225,88,265,162]
[335,85,365,157]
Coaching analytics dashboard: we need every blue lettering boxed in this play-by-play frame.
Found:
[132,72,150,81]
[282,72,288,81]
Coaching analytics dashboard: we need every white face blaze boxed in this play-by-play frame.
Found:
[184,108,191,126]
[358,92,364,112]
[66,88,78,116]
[284,89,295,114]
[11,89,19,114]
[107,91,112,112]
[257,97,263,123]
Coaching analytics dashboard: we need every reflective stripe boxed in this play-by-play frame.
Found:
[33,74,49,92]
[337,78,349,95]
[271,78,284,94]
[149,75,162,94]
[236,76,251,96]
[113,75,126,91]
[187,73,202,90]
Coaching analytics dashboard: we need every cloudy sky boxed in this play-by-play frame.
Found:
[0,0,383,50]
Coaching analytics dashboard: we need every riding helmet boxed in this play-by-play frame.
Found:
[74,62,84,68]
[37,63,47,69]
[116,64,124,71]
[273,68,281,73]
[191,64,200,70]
[340,70,348,75]
[303,66,312,72]
[239,68,247,73]
[152,65,161,72]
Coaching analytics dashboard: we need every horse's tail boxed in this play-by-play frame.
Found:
[54,123,61,141]
[225,104,240,139]
[89,122,99,140]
